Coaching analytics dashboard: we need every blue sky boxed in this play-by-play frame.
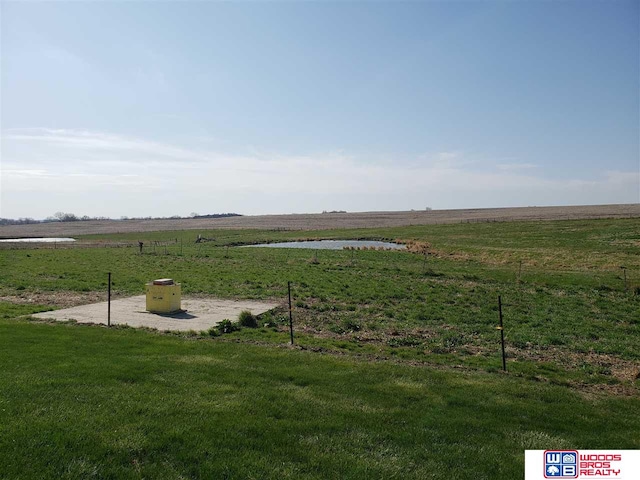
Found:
[1,0,638,219]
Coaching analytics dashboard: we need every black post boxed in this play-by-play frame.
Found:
[108,272,112,327]
[288,281,294,345]
[498,295,506,371]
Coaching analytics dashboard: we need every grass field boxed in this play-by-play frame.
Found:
[1,318,638,479]
[0,217,638,478]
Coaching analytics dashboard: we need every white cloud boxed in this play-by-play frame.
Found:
[496,162,538,170]
[42,46,86,66]
[418,151,477,170]
[3,128,205,164]
[3,169,53,178]
[1,128,638,218]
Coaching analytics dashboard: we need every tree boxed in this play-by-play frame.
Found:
[53,212,79,222]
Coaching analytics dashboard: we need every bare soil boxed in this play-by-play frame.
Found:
[0,290,115,309]
[1,204,638,237]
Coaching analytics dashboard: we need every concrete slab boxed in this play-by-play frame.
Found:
[33,295,280,332]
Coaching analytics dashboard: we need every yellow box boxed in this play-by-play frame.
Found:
[145,280,181,314]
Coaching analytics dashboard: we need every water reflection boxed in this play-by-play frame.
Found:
[0,237,76,243]
[242,240,405,250]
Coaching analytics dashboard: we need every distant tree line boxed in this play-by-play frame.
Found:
[0,213,111,225]
[47,212,112,222]
[0,217,40,226]
[0,212,243,225]
[192,213,242,219]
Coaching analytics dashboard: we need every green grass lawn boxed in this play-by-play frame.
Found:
[0,318,638,480]
[0,218,638,478]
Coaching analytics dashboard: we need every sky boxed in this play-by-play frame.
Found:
[1,0,638,219]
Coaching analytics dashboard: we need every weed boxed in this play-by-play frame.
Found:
[217,319,239,334]
[238,310,258,328]
[342,319,361,332]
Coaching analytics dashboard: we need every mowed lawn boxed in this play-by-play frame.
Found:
[0,318,638,480]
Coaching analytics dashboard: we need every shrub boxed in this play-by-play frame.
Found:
[217,319,239,334]
[260,312,278,328]
[238,310,258,328]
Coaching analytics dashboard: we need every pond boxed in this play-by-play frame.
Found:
[0,237,76,243]
[242,240,405,250]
